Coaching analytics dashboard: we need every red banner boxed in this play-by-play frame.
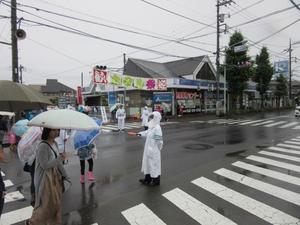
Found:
[77,86,83,105]
[176,92,199,100]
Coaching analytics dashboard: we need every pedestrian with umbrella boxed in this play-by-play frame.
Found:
[18,127,42,206]
[73,118,102,184]
[25,109,99,225]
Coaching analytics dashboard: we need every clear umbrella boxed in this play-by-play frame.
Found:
[28,109,100,130]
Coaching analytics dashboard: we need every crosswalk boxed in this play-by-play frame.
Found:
[191,118,300,129]
[0,171,99,225]
[121,136,300,225]
[101,121,178,133]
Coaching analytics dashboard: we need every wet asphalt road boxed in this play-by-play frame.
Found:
[2,110,300,225]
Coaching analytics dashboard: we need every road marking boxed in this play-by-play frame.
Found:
[239,119,264,125]
[192,177,300,225]
[263,121,287,127]
[251,120,274,126]
[259,151,300,163]
[279,122,299,128]
[227,120,250,124]
[291,138,300,142]
[0,206,33,225]
[1,171,4,176]
[285,141,300,145]
[268,146,300,155]
[292,126,300,129]
[163,188,237,225]
[277,143,300,150]
[190,121,205,123]
[4,180,13,188]
[214,168,300,206]
[247,155,300,172]
[5,191,24,203]
[232,161,300,186]
[121,203,166,225]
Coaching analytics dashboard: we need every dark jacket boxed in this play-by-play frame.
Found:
[0,169,5,192]
[0,118,7,132]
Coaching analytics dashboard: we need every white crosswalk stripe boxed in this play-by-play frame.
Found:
[268,146,300,155]
[163,188,238,225]
[4,180,13,188]
[251,120,274,126]
[1,171,4,176]
[285,140,300,145]
[247,155,300,172]
[0,206,33,225]
[263,121,287,127]
[214,168,300,206]
[192,177,300,225]
[239,119,264,125]
[279,122,299,128]
[232,161,300,186]
[5,191,24,203]
[259,150,300,163]
[277,143,300,150]
[122,203,166,225]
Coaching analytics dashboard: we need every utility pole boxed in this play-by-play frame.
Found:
[11,0,19,83]
[123,53,127,106]
[289,38,292,100]
[19,64,24,83]
[216,0,232,116]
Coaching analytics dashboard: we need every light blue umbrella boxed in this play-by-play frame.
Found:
[12,119,29,137]
[73,117,102,150]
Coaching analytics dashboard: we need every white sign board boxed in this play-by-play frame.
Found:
[100,106,108,123]
[234,45,247,53]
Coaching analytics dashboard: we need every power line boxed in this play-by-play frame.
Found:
[139,0,215,28]
[2,1,214,54]
[230,4,300,29]
[249,19,300,47]
[289,0,300,11]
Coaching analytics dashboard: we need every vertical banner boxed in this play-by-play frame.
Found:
[77,86,83,105]
[100,106,108,123]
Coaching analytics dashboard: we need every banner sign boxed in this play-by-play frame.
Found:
[153,92,173,103]
[77,86,83,105]
[274,60,288,74]
[176,92,200,100]
[93,69,108,84]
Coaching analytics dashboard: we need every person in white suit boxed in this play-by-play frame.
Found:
[137,111,163,186]
[116,104,126,131]
[141,106,150,130]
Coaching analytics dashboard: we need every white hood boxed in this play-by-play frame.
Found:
[148,111,161,129]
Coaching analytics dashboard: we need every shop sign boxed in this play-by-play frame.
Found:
[77,86,83,105]
[179,79,199,86]
[157,79,167,90]
[153,92,173,103]
[110,73,122,85]
[176,92,199,99]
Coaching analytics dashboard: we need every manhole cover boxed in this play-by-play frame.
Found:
[185,143,213,151]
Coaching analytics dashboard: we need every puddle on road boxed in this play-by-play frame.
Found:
[184,143,213,151]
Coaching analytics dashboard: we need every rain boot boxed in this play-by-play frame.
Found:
[148,176,160,186]
[87,171,95,181]
[80,175,85,184]
[139,174,151,185]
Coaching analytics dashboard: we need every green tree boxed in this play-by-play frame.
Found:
[274,74,288,107]
[252,47,273,109]
[225,31,253,110]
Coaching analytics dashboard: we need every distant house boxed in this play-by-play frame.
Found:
[29,79,76,107]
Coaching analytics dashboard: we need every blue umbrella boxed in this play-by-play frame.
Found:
[73,117,102,150]
[12,119,29,137]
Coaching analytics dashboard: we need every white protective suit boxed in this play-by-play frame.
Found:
[141,107,149,127]
[116,107,126,130]
[55,129,69,154]
[138,111,163,178]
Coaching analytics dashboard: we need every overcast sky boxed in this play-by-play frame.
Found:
[0,0,300,89]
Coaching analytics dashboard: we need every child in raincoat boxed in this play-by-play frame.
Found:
[77,142,97,184]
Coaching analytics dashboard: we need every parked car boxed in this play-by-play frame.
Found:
[295,106,300,117]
